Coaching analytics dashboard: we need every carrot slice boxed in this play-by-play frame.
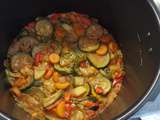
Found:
[84,101,96,107]
[54,82,70,90]
[52,71,61,82]
[44,68,53,79]
[55,101,65,118]
[108,41,118,53]
[96,44,108,55]
[49,53,60,64]
[95,87,103,94]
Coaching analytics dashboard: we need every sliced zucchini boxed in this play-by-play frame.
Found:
[74,65,97,77]
[32,43,49,57]
[91,84,104,102]
[34,62,48,80]
[53,41,62,54]
[91,74,112,95]
[99,68,112,79]
[54,64,74,74]
[96,79,111,95]
[60,52,76,66]
[82,83,90,97]
[71,86,87,97]
[87,53,110,68]
[19,36,39,53]
[86,24,104,40]
[78,37,100,52]
[62,23,73,32]
[32,80,43,87]
[43,90,63,107]
[74,76,84,86]
[11,53,33,72]
[35,19,53,37]
[70,110,85,120]
[23,87,45,102]
[6,70,34,90]
[75,49,87,62]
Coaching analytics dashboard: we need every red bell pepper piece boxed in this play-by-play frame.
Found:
[34,52,43,65]
[50,13,60,23]
[24,22,35,31]
[113,71,124,86]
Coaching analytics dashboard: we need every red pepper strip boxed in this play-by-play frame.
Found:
[79,61,87,68]
[84,101,97,107]
[24,22,35,31]
[55,26,65,39]
[86,110,96,118]
[113,71,124,86]
[34,52,43,65]
[81,17,91,27]
[50,13,60,23]
[51,43,56,49]
[64,111,70,118]
[95,87,103,94]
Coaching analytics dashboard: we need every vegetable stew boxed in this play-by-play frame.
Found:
[4,12,125,120]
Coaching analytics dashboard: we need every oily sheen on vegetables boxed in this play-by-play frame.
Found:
[4,12,125,120]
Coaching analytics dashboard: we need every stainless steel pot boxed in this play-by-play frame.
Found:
[0,0,160,119]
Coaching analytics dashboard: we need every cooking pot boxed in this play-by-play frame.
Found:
[0,0,160,120]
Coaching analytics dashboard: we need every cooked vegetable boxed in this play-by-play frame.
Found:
[7,39,21,57]
[34,62,48,79]
[55,101,65,118]
[74,76,84,86]
[60,52,76,66]
[19,36,39,53]
[7,67,34,90]
[99,68,112,79]
[5,12,125,120]
[35,19,53,37]
[52,71,61,82]
[10,87,21,97]
[93,76,111,95]
[108,41,118,53]
[64,92,72,101]
[49,53,60,64]
[79,37,100,52]
[91,84,104,102]
[73,23,85,37]
[54,82,70,90]
[86,24,103,40]
[43,90,63,107]
[82,83,90,97]
[51,41,62,54]
[87,97,97,102]
[96,44,108,55]
[70,110,85,120]
[11,53,33,72]
[32,43,49,57]
[55,25,65,40]
[89,105,99,111]
[87,53,110,68]
[44,68,53,80]
[71,86,87,97]
[54,64,74,74]
[100,34,113,44]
